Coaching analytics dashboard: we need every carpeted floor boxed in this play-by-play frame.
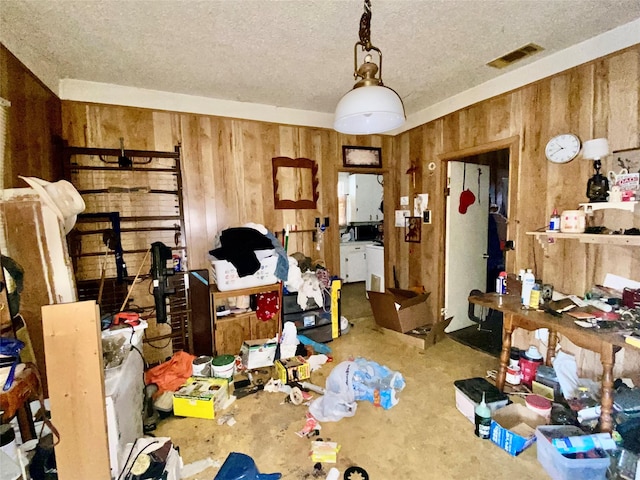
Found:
[155,281,548,479]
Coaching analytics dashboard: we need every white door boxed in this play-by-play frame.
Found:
[445,162,490,332]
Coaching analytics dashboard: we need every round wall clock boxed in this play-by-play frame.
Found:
[545,134,581,164]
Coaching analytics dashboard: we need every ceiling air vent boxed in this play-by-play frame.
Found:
[487,43,544,69]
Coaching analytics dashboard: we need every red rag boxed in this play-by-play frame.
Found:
[256,291,280,321]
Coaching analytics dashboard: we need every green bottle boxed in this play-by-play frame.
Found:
[474,391,492,439]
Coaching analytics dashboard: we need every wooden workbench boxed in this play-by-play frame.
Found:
[468,292,627,433]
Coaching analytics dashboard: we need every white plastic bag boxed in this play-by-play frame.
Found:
[552,350,579,399]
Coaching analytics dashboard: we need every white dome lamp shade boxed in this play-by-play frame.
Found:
[334,78,405,135]
[333,0,405,135]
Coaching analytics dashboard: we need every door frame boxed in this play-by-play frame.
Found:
[336,168,388,281]
[437,136,521,318]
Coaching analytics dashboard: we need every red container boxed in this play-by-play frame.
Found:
[519,356,543,387]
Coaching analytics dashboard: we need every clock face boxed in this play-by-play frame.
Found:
[545,134,581,164]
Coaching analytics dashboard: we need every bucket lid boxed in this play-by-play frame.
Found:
[212,354,235,367]
[526,394,552,410]
[525,346,543,360]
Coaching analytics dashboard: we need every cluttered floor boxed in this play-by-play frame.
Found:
[154,283,546,479]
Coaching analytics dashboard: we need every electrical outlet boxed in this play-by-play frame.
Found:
[440,307,448,317]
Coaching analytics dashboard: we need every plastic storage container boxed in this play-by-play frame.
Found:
[536,425,610,480]
[210,255,279,291]
[454,377,509,423]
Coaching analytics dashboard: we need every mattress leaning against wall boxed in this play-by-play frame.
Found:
[0,188,78,394]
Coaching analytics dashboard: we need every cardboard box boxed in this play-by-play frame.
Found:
[173,377,229,419]
[275,355,310,383]
[240,338,277,369]
[367,288,431,333]
[489,403,547,456]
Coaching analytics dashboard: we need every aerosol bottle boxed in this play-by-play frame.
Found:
[521,269,535,307]
[549,208,561,232]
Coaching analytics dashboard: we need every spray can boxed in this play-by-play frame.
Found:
[495,271,507,294]
[549,208,561,232]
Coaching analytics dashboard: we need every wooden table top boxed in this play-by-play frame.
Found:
[469,293,630,350]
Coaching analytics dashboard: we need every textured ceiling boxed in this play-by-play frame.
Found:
[2,0,640,123]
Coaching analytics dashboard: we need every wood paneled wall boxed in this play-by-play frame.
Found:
[0,44,62,187]
[61,102,393,278]
[393,45,640,376]
[9,41,639,377]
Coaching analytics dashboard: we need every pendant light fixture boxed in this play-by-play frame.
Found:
[333,0,405,135]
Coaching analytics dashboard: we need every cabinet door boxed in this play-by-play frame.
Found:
[215,314,251,355]
[250,313,279,340]
[340,248,348,280]
[342,245,367,283]
[348,250,367,282]
[349,174,383,222]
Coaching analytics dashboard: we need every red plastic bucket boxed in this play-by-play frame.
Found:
[519,356,542,387]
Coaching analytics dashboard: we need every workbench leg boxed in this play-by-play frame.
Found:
[546,330,557,366]
[497,314,514,391]
[599,346,618,433]
[16,402,36,441]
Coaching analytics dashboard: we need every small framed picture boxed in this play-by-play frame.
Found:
[405,216,421,243]
[342,146,382,168]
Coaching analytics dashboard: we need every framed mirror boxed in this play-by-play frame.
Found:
[272,157,319,209]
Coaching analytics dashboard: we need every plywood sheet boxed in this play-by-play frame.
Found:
[41,300,110,480]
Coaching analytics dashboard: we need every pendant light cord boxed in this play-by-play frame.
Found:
[359,0,372,49]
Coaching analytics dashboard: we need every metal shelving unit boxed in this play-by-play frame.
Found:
[61,141,192,354]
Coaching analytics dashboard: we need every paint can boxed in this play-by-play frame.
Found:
[526,394,552,420]
[505,365,521,385]
[192,355,212,377]
[212,355,235,380]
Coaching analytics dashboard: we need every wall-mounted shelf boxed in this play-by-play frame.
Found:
[579,201,638,213]
[527,231,640,248]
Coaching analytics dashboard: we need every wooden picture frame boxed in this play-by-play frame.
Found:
[342,146,382,168]
[405,216,421,243]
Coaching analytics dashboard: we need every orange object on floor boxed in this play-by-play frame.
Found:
[145,351,196,394]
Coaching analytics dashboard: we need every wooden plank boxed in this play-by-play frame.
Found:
[41,300,110,480]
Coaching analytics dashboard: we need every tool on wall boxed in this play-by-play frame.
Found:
[114,247,151,324]
[118,137,132,168]
[97,228,117,305]
[151,241,176,323]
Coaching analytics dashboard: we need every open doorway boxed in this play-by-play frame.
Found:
[337,172,384,291]
[443,147,511,356]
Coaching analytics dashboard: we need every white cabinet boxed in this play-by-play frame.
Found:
[103,323,147,478]
[365,244,385,292]
[340,243,368,283]
[347,174,383,223]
